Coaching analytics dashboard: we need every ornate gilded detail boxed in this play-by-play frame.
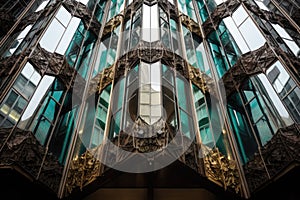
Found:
[98,65,114,93]
[65,149,101,194]
[203,147,241,194]
[102,14,123,37]
[189,65,211,95]
[180,13,202,38]
[244,124,300,192]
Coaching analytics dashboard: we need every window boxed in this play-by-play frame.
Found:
[142,4,160,42]
[0,62,41,127]
[177,0,197,22]
[266,61,300,123]
[94,25,120,77]
[39,6,81,54]
[2,25,32,57]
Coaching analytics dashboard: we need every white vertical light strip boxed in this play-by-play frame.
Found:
[151,4,160,42]
[142,4,160,42]
[142,4,151,42]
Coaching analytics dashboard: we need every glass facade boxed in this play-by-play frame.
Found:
[0,0,300,199]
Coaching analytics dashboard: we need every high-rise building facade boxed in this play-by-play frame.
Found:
[0,0,299,199]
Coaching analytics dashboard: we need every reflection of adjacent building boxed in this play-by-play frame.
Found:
[0,0,300,200]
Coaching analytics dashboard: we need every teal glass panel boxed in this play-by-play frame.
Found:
[170,19,181,55]
[65,22,85,66]
[283,87,300,123]
[34,116,52,145]
[75,31,97,79]
[192,85,213,147]
[107,0,125,22]
[176,77,188,111]
[218,22,241,66]
[49,106,78,164]
[254,117,273,145]
[182,26,198,68]
[50,80,65,103]
[200,124,213,147]
[177,0,197,22]
[162,65,177,129]
[180,109,194,139]
[91,126,103,148]
[227,93,258,164]
[88,0,107,23]
[206,0,217,13]
[96,84,112,130]
[117,78,125,110]
[30,79,66,146]
[195,0,209,22]
[43,98,58,121]
[207,31,229,78]
[241,79,276,146]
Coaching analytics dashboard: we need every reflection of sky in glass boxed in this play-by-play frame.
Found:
[56,18,81,54]
[35,0,49,12]
[40,19,64,52]
[79,0,89,5]
[56,6,71,27]
[150,62,161,92]
[232,6,248,26]
[239,18,266,51]
[257,74,292,121]
[21,76,55,121]
[272,24,299,56]
[223,17,250,53]
[214,0,223,5]
[255,1,269,11]
[21,63,34,79]
[266,61,289,93]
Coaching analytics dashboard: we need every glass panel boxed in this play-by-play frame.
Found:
[180,109,194,139]
[109,110,121,138]
[177,0,197,22]
[19,76,55,126]
[56,17,81,54]
[232,6,248,26]
[56,6,71,27]
[239,18,266,51]
[227,93,258,164]
[39,18,65,53]
[176,77,188,111]
[34,116,52,145]
[142,4,159,42]
[35,1,49,12]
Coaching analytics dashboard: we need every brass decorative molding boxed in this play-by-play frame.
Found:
[102,14,123,37]
[203,147,241,194]
[65,148,101,194]
[180,13,202,39]
[189,65,208,94]
[86,65,114,96]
